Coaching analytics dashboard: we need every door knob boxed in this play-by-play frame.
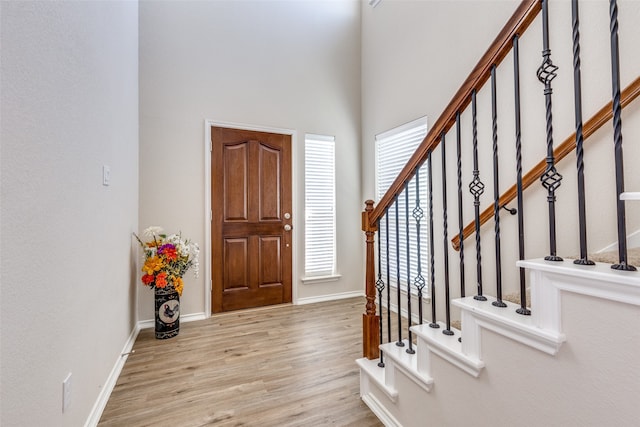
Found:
[284,224,292,231]
[284,213,291,219]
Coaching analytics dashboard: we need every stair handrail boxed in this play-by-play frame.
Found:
[368,0,541,227]
[451,75,640,250]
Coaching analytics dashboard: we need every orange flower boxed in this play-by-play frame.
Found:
[142,256,164,275]
[155,272,168,288]
[173,277,184,296]
[164,248,177,261]
[141,274,154,285]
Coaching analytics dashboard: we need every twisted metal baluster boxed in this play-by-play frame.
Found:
[513,35,531,316]
[404,184,415,354]
[469,90,487,301]
[376,219,386,367]
[413,166,426,325]
[394,198,405,346]
[609,0,636,271]
[428,150,439,329]
[490,66,507,308]
[456,112,466,298]
[441,133,454,336]
[537,0,563,262]
[385,214,392,340]
[571,0,594,267]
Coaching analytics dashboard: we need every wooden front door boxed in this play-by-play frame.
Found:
[211,126,292,313]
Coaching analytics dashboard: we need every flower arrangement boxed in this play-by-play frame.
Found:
[134,226,199,296]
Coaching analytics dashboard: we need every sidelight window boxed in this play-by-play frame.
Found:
[304,134,337,280]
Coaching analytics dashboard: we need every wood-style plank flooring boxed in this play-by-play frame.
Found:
[98,297,382,427]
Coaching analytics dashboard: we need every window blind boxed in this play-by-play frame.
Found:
[375,117,429,292]
[305,134,336,277]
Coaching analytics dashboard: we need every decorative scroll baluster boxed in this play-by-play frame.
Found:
[537,0,563,262]
[413,167,426,325]
[441,133,454,335]
[608,0,636,271]
[405,184,415,354]
[456,112,466,298]
[490,66,507,308]
[394,198,405,346]
[469,90,487,302]
[571,0,595,267]
[513,35,531,316]
[428,150,439,329]
[385,214,392,342]
[376,219,386,367]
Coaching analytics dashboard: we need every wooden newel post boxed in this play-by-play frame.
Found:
[362,200,380,359]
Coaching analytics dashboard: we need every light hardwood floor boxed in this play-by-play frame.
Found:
[98,297,383,427]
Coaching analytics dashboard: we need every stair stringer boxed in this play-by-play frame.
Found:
[358,258,640,426]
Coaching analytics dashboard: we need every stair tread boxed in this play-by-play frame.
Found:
[411,322,485,377]
[380,340,434,391]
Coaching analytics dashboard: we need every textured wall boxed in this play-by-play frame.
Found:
[0,1,139,425]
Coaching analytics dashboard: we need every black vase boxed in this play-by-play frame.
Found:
[154,287,180,339]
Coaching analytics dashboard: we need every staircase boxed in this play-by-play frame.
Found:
[358,258,640,426]
[358,0,640,425]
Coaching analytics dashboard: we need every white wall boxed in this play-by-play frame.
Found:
[0,1,139,426]
[362,0,640,320]
[138,0,363,320]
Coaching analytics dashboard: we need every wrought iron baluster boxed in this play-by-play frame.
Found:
[456,112,465,298]
[469,90,487,302]
[441,133,454,335]
[513,35,531,316]
[376,219,386,367]
[571,0,594,267]
[608,0,636,271]
[537,0,563,262]
[491,66,506,308]
[413,166,426,326]
[385,214,392,341]
[394,198,405,346]
[405,184,415,354]
[428,150,439,329]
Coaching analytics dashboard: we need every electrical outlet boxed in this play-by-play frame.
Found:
[62,373,72,413]
[103,165,111,186]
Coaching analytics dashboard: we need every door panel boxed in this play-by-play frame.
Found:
[258,145,281,221]
[211,126,292,313]
[223,238,248,291]
[259,236,281,285]
[223,143,248,221]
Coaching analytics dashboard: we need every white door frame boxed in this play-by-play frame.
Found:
[203,120,298,317]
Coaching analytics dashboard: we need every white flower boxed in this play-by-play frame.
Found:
[143,226,164,237]
[166,234,180,244]
[178,243,189,257]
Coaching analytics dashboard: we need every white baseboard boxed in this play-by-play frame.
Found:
[84,323,140,427]
[296,290,364,305]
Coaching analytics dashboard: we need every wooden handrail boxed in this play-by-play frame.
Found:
[369,0,541,227]
[452,75,640,250]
